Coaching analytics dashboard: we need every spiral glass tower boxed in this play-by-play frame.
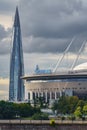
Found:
[9,7,25,101]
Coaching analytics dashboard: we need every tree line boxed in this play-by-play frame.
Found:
[1,96,87,119]
[0,101,40,119]
[52,96,87,118]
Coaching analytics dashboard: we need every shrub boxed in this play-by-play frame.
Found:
[68,115,75,121]
[61,116,65,120]
[82,116,85,121]
[50,119,55,126]
[31,113,49,120]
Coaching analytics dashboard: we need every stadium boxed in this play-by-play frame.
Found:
[22,62,87,104]
[22,38,87,104]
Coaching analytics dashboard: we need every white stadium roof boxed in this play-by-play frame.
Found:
[74,62,87,71]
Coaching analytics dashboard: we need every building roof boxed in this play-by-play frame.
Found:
[74,62,87,71]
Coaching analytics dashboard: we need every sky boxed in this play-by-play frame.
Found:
[0,0,87,99]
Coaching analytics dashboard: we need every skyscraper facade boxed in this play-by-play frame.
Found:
[9,7,25,101]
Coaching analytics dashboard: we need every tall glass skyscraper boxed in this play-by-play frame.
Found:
[9,7,25,101]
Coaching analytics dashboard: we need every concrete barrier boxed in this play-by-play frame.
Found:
[0,120,87,130]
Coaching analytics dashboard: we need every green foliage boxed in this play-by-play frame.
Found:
[30,113,42,120]
[81,116,85,121]
[52,101,58,112]
[52,96,87,119]
[1,96,87,120]
[61,116,65,120]
[52,96,79,114]
[83,105,87,115]
[67,115,76,120]
[76,100,85,108]
[31,113,49,120]
[0,101,41,119]
[74,106,82,118]
[18,103,33,117]
[50,119,55,126]
[34,96,45,108]
[0,101,16,119]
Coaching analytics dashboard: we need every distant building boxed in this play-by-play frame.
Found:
[9,7,25,101]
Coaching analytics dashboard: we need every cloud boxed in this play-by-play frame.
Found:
[0,0,87,54]
[0,55,10,78]
[0,25,8,39]
[19,0,83,38]
[23,36,69,53]
[17,0,87,53]
[0,38,11,55]
[0,78,9,100]
[0,0,19,14]
[0,78,9,85]
[0,25,11,54]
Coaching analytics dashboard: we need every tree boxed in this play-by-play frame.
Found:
[52,101,58,113]
[33,96,45,108]
[0,101,41,119]
[52,96,79,114]
[0,101,16,119]
[74,106,82,118]
[31,113,49,120]
[38,96,45,108]
[76,100,85,110]
[83,105,87,115]
[69,96,79,113]
[18,103,34,117]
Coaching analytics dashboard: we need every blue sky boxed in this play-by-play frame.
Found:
[0,0,87,100]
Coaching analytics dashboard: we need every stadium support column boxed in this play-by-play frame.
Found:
[30,91,33,101]
[45,91,48,103]
[38,92,40,97]
[55,92,57,100]
[60,91,62,97]
[50,92,52,100]
[35,92,36,98]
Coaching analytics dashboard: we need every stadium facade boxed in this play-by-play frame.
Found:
[22,63,87,104]
[9,7,25,102]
